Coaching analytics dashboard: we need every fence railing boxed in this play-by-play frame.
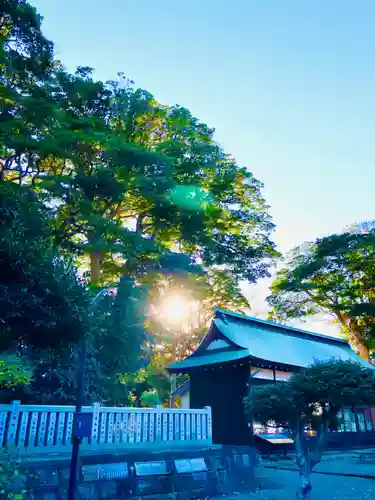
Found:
[0,401,212,454]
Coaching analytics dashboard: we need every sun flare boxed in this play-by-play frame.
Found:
[159,295,190,325]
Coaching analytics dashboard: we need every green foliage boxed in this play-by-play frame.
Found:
[0,0,54,182]
[0,182,89,351]
[0,278,149,406]
[0,450,31,499]
[268,225,375,359]
[140,389,161,408]
[122,352,173,406]
[0,356,31,388]
[90,277,149,405]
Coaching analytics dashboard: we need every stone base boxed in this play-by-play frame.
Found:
[24,445,259,499]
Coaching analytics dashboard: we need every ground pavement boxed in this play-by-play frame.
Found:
[212,451,375,500]
[214,468,375,499]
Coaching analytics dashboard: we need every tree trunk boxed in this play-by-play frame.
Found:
[90,252,102,285]
[348,320,370,360]
[295,419,329,499]
[336,313,370,361]
[296,456,312,500]
[354,338,370,360]
[295,429,312,500]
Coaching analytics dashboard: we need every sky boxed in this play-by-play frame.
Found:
[31,0,375,333]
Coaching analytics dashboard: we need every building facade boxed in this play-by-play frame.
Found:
[168,309,375,448]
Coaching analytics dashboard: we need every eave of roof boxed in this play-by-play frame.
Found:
[168,309,374,373]
[168,348,249,373]
[215,309,348,345]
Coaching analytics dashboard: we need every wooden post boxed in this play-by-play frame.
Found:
[114,413,122,444]
[129,412,135,443]
[168,412,173,441]
[142,412,149,442]
[186,412,191,441]
[205,406,212,443]
[38,411,48,446]
[136,412,142,443]
[18,411,29,447]
[56,412,66,446]
[107,412,114,443]
[0,410,7,447]
[29,412,39,448]
[155,405,162,442]
[7,401,20,447]
[91,403,100,444]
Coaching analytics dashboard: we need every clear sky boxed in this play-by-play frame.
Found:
[31,0,375,333]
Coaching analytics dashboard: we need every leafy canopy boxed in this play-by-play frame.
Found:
[0,182,89,351]
[268,226,375,359]
[0,0,278,406]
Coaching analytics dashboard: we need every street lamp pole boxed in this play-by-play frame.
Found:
[68,289,109,500]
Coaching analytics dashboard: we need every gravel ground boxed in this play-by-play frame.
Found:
[212,468,375,500]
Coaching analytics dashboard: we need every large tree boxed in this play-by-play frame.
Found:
[246,360,375,499]
[35,69,173,285]
[12,66,276,287]
[1,0,278,404]
[268,226,375,360]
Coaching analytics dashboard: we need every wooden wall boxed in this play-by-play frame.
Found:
[190,364,251,445]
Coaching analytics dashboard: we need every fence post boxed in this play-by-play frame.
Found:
[6,400,20,447]
[205,406,212,443]
[91,403,100,445]
[155,405,162,442]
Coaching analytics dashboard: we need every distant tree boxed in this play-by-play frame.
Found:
[130,263,250,405]
[148,267,249,360]
[268,226,375,360]
[245,360,375,499]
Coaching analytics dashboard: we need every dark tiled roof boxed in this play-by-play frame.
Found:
[169,310,373,372]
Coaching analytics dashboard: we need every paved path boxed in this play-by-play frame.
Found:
[261,450,375,479]
[212,467,375,500]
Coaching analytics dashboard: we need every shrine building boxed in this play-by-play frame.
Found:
[168,310,375,449]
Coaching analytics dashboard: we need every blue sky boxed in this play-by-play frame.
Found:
[32,0,375,332]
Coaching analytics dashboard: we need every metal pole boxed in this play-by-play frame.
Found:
[169,331,178,408]
[68,289,108,500]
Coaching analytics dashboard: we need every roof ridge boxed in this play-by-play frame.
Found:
[215,309,348,345]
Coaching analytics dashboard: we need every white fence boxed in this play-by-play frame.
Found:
[0,401,212,454]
